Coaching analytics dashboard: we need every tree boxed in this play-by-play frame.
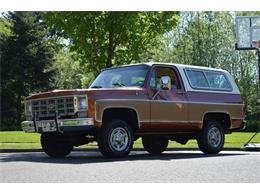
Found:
[1,12,55,128]
[141,11,259,118]
[45,12,179,75]
[0,16,12,37]
[51,48,94,89]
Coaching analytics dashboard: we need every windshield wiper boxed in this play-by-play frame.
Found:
[91,85,103,88]
[112,82,125,87]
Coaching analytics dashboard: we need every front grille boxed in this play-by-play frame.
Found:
[31,96,75,119]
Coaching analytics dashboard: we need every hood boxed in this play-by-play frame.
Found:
[27,89,89,100]
[27,87,145,100]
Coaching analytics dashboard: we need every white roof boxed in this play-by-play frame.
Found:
[146,62,227,72]
[109,62,240,94]
[144,62,240,94]
[112,62,226,73]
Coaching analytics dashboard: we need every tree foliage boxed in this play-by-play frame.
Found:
[1,11,259,130]
[1,12,55,128]
[45,12,179,75]
[51,48,94,89]
[141,12,259,118]
[0,16,12,37]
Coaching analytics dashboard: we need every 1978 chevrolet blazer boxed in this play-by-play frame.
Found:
[22,63,245,158]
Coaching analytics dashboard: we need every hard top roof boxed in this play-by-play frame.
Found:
[105,62,227,72]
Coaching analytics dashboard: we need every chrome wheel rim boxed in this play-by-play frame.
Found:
[109,127,129,152]
[207,126,222,148]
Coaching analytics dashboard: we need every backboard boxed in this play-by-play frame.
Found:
[235,16,260,50]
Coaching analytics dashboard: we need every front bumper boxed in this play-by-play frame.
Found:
[21,118,94,133]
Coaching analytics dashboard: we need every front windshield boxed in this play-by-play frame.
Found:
[90,65,150,88]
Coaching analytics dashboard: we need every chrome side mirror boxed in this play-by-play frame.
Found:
[160,76,171,90]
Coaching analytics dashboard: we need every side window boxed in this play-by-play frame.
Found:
[204,71,232,90]
[149,70,157,89]
[185,69,232,91]
[150,67,181,91]
[186,70,209,88]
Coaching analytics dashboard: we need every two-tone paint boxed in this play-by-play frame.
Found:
[88,63,244,135]
[26,63,245,135]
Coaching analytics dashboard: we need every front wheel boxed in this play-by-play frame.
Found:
[142,136,169,154]
[197,121,225,154]
[41,133,73,158]
[98,120,133,158]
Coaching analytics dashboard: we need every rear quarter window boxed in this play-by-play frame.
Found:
[204,71,232,90]
[185,69,232,91]
[186,69,209,88]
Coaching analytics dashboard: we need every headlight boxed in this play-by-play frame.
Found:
[77,96,88,110]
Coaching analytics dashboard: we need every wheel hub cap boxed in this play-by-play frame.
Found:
[208,126,221,148]
[110,127,129,152]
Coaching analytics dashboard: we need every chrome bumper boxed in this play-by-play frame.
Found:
[21,118,94,133]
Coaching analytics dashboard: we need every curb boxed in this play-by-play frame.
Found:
[0,147,244,153]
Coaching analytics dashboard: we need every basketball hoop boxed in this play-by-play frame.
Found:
[235,16,260,152]
[252,40,260,50]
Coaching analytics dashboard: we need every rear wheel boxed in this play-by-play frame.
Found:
[98,120,133,158]
[41,133,73,158]
[197,121,224,154]
[142,136,169,154]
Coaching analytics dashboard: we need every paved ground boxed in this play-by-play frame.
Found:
[0,150,259,183]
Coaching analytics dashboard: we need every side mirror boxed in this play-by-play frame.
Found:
[160,76,171,90]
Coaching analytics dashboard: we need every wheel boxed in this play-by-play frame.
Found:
[98,120,133,158]
[142,136,169,154]
[41,133,73,158]
[197,121,225,154]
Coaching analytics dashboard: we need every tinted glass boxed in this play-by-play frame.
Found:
[90,65,149,88]
[205,71,232,90]
[150,67,180,90]
[186,69,232,91]
[186,70,209,88]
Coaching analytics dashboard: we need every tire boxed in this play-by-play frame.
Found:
[98,120,133,158]
[41,133,73,158]
[197,121,225,154]
[142,136,169,154]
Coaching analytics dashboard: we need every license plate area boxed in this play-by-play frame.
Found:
[37,120,57,132]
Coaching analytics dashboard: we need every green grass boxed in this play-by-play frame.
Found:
[0,131,259,149]
[0,131,41,149]
[0,131,40,143]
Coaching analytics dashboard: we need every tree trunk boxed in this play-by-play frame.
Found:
[16,95,22,126]
[106,31,115,68]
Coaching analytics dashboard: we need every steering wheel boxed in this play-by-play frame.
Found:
[135,80,144,86]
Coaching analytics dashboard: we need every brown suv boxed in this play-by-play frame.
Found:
[22,63,245,158]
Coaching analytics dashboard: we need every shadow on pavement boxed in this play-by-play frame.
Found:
[0,150,248,165]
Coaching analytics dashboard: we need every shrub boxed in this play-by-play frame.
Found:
[243,120,260,132]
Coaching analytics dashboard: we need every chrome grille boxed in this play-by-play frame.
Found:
[31,96,75,119]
